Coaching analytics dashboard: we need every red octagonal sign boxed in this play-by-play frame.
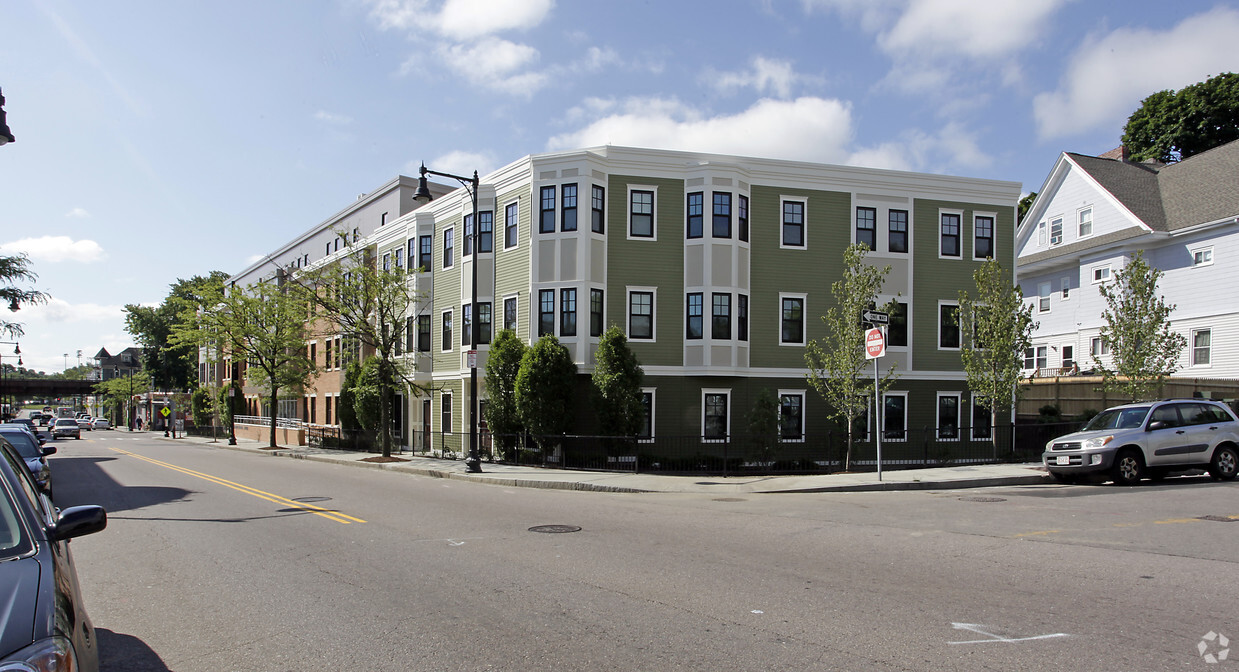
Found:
[865,327,886,359]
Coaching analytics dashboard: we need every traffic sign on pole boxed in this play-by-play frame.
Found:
[865,327,886,359]
[862,309,889,325]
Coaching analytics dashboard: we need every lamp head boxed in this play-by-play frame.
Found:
[413,163,434,204]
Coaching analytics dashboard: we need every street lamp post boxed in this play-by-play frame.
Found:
[414,163,483,473]
[0,343,21,421]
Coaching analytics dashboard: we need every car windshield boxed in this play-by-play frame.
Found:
[1084,407,1150,431]
[0,431,40,459]
[55,419,75,426]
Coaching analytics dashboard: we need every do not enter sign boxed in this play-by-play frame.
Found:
[865,327,886,359]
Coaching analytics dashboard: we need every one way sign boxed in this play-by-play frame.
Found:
[861,309,888,325]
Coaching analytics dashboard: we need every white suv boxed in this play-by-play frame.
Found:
[1044,399,1239,485]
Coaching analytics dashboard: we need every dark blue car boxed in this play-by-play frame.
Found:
[0,435,106,670]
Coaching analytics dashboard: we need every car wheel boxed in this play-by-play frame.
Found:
[1111,449,1144,486]
[1209,445,1239,481]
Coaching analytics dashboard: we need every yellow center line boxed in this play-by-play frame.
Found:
[109,447,366,524]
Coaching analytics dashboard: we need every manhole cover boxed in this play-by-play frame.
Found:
[959,496,1007,503]
[1197,515,1239,523]
[528,525,582,534]
[712,498,746,502]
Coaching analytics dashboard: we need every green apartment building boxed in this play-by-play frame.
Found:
[368,145,1020,465]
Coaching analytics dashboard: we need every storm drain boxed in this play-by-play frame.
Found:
[1197,515,1239,523]
[959,496,1007,503]
[529,525,582,534]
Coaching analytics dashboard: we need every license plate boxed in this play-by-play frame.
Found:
[1056,456,1070,466]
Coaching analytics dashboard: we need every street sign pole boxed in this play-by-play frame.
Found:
[864,325,887,481]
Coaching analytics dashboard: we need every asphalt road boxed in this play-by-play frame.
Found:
[50,432,1239,671]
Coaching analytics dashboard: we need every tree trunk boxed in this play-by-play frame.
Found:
[379,366,392,458]
[268,384,279,448]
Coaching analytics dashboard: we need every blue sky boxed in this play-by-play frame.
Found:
[2,0,1238,375]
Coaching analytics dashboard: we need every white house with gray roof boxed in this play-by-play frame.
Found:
[1016,139,1239,379]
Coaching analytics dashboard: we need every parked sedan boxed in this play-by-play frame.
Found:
[0,435,105,671]
[90,418,111,430]
[0,427,55,494]
[52,418,81,440]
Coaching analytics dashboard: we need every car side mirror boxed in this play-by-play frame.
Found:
[41,446,56,457]
[1147,421,1165,432]
[50,505,107,542]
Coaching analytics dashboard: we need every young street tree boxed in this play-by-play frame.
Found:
[172,279,315,448]
[591,325,644,440]
[957,259,1038,447]
[804,243,899,471]
[484,329,527,459]
[515,335,577,454]
[125,272,229,391]
[291,241,425,458]
[93,370,152,429]
[0,252,49,338]
[1094,251,1186,401]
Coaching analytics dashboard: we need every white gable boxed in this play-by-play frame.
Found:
[1017,156,1150,261]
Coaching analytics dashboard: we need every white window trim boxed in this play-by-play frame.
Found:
[1060,276,1071,300]
[1091,265,1112,284]
[626,286,657,342]
[937,300,961,351]
[970,393,993,441]
[701,388,731,442]
[441,391,453,435]
[1037,281,1051,313]
[626,184,658,241]
[1049,216,1064,247]
[503,200,521,251]
[639,387,656,443]
[443,225,456,269]
[1192,328,1213,368]
[1076,206,1094,239]
[1191,246,1215,267]
[779,196,808,250]
[1037,220,1047,246]
[779,292,808,347]
[1090,336,1110,358]
[502,293,519,334]
[937,208,964,260]
[972,211,997,260]
[440,309,453,352]
[882,391,908,443]
[936,391,962,442]
[777,389,806,443]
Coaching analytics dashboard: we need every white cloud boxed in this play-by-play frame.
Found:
[65,207,90,218]
[0,236,105,263]
[709,57,802,98]
[434,0,554,40]
[413,150,501,180]
[547,97,856,164]
[437,38,541,81]
[24,297,125,324]
[1033,7,1239,139]
[848,122,992,173]
[314,110,353,125]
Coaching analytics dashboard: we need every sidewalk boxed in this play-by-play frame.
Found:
[160,433,1050,494]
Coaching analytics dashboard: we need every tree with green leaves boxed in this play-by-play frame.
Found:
[1122,72,1239,163]
[1017,192,1038,225]
[1094,251,1186,401]
[0,252,49,338]
[484,329,527,459]
[125,272,229,391]
[172,279,315,448]
[290,240,427,458]
[591,325,644,448]
[92,370,152,429]
[515,335,577,453]
[957,259,1038,446]
[804,243,900,470]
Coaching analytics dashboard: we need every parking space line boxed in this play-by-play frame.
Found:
[108,447,366,524]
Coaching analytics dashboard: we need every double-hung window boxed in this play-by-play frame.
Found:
[856,207,876,249]
[419,235,432,271]
[591,186,605,234]
[940,213,961,257]
[738,195,749,242]
[738,294,748,342]
[713,192,731,238]
[538,290,555,337]
[394,248,403,269]
[629,291,654,339]
[561,184,577,232]
[686,192,703,239]
[478,303,491,344]
[712,293,730,339]
[781,296,804,345]
[937,393,960,440]
[463,215,473,257]
[974,215,994,259]
[443,228,454,268]
[560,289,577,337]
[478,211,493,253]
[1049,217,1063,246]
[461,304,472,346]
[782,200,805,247]
[630,190,654,238]
[686,293,703,340]
[1193,329,1212,366]
[441,311,453,351]
[505,202,519,249]
[779,391,804,441]
[703,391,729,440]
[1038,282,1051,313]
[540,186,556,233]
[888,302,908,347]
[884,393,907,441]
[888,210,908,253]
[1078,208,1093,237]
[939,303,960,349]
[417,315,431,352]
[503,297,517,332]
[590,289,604,337]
